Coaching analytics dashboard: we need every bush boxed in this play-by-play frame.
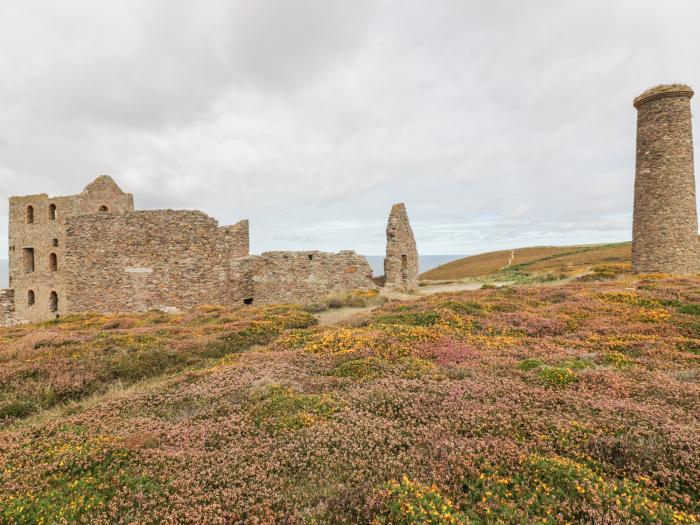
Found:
[518,358,544,371]
[538,366,578,387]
[248,385,342,433]
[0,399,35,419]
[373,476,467,525]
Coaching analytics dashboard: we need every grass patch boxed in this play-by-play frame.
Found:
[663,300,700,316]
[538,366,578,387]
[249,385,342,433]
[374,311,441,327]
[518,358,544,371]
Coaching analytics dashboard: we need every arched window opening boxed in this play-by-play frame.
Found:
[99,205,109,212]
[27,290,35,306]
[49,291,58,313]
[49,203,57,220]
[26,206,34,224]
[49,253,58,272]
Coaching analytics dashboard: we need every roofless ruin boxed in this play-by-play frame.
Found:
[0,178,419,325]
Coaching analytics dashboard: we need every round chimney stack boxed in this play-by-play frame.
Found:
[632,84,700,274]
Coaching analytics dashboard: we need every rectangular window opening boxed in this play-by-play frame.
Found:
[23,248,35,273]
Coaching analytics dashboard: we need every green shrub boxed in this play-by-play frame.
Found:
[663,300,700,316]
[440,301,483,315]
[604,351,632,368]
[0,441,162,525]
[518,358,544,371]
[0,399,35,419]
[373,476,467,525]
[538,366,578,387]
[249,385,342,433]
[374,311,441,327]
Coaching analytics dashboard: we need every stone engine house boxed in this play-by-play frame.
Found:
[3,176,418,325]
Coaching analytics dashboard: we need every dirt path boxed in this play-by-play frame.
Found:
[500,249,516,270]
[315,280,513,326]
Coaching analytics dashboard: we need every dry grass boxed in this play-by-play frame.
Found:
[421,242,631,281]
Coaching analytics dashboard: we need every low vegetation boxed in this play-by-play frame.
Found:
[0,304,316,420]
[1,275,699,523]
[420,242,632,281]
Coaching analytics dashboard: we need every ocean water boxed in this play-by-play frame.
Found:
[0,255,466,289]
[364,254,466,277]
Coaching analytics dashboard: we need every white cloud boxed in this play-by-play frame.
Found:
[1,0,698,259]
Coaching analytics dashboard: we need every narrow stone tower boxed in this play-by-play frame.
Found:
[632,84,700,274]
[385,203,419,291]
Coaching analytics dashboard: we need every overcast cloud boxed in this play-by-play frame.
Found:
[1,0,699,256]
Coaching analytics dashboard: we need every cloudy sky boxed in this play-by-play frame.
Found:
[1,1,699,257]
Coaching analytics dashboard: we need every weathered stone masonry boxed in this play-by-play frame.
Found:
[250,251,377,304]
[385,203,419,291]
[7,175,134,323]
[632,84,700,274]
[0,289,18,326]
[2,176,389,323]
[64,211,251,313]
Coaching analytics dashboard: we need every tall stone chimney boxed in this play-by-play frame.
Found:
[632,84,700,274]
[384,203,419,291]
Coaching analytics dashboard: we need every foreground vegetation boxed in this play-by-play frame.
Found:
[1,275,699,523]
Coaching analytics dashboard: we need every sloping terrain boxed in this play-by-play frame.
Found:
[1,276,699,523]
[421,243,631,281]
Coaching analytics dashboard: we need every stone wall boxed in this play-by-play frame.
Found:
[632,84,700,274]
[250,251,377,304]
[4,175,402,321]
[0,289,19,327]
[8,175,134,322]
[63,210,251,313]
[384,203,419,290]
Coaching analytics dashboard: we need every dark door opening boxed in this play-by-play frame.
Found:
[49,291,58,313]
[23,248,35,273]
[401,254,408,285]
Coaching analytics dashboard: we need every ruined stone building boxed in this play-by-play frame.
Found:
[632,84,700,274]
[384,203,419,291]
[1,176,419,325]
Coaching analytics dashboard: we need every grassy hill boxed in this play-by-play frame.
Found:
[421,242,632,281]
[1,276,699,523]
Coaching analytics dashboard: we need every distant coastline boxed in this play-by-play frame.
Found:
[0,256,467,289]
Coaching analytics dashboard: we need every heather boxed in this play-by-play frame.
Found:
[0,276,699,524]
[0,304,316,420]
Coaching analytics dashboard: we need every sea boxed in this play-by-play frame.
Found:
[0,255,465,288]
[364,254,465,277]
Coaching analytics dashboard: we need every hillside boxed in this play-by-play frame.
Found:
[421,243,631,281]
[1,276,699,523]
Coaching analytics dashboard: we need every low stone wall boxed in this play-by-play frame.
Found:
[0,289,19,326]
[251,251,377,305]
